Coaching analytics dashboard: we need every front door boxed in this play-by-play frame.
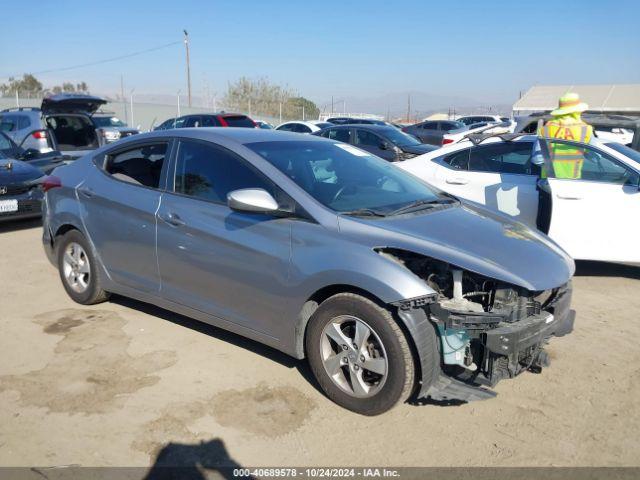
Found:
[353,129,396,161]
[79,141,171,292]
[156,138,292,335]
[543,139,640,263]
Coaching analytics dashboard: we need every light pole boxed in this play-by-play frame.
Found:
[176,90,181,118]
[183,30,192,107]
[129,88,135,127]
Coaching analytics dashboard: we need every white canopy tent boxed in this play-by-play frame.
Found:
[513,84,640,116]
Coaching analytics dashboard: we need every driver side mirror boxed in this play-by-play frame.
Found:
[227,188,279,214]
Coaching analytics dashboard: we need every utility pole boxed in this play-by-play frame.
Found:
[302,104,305,120]
[130,88,135,127]
[406,94,411,123]
[279,102,282,124]
[177,90,181,118]
[120,75,128,124]
[343,100,346,114]
[331,96,334,115]
[183,30,192,107]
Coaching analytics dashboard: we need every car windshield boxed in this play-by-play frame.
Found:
[377,127,422,146]
[246,140,447,215]
[605,142,640,165]
[93,116,127,127]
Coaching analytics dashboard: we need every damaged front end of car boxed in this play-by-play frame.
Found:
[379,248,576,403]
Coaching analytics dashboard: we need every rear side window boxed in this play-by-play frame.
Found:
[222,115,255,128]
[185,116,202,127]
[105,143,168,188]
[0,116,17,132]
[173,140,272,204]
[327,128,351,143]
[421,122,436,130]
[201,116,219,127]
[468,143,534,174]
[441,149,471,170]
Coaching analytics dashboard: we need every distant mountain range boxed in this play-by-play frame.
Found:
[316,91,513,120]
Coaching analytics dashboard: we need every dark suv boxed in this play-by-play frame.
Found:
[154,113,257,130]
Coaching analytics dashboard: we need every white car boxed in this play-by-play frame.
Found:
[275,121,333,134]
[456,115,511,126]
[398,134,640,265]
[443,122,512,145]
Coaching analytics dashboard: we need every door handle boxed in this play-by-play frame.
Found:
[160,212,186,227]
[78,187,93,198]
[555,194,582,200]
[446,178,469,185]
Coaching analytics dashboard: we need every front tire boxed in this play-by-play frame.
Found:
[56,230,110,305]
[306,293,416,415]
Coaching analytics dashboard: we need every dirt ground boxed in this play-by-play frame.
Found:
[1,218,639,469]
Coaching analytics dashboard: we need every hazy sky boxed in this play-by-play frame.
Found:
[1,0,639,107]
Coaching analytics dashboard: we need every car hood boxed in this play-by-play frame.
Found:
[400,144,438,155]
[0,159,44,184]
[339,203,574,292]
[41,94,107,115]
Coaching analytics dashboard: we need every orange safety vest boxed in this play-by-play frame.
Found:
[538,119,593,179]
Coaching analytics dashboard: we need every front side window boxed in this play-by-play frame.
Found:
[246,140,447,214]
[173,117,187,128]
[174,140,272,204]
[105,143,167,188]
[547,140,639,185]
[468,142,534,174]
[354,130,382,147]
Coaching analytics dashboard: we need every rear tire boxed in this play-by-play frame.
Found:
[56,230,110,305]
[306,293,416,415]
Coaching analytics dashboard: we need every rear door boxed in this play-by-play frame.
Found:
[434,142,539,224]
[79,140,171,292]
[542,139,640,263]
[156,138,292,335]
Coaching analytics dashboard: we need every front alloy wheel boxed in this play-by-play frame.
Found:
[320,316,388,398]
[306,293,416,415]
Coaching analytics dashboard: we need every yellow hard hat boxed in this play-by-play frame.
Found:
[551,92,589,116]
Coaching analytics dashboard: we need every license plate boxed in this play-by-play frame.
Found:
[0,199,18,213]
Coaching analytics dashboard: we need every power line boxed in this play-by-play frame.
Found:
[14,41,182,77]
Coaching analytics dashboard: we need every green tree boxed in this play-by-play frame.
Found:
[0,74,43,97]
[222,77,318,121]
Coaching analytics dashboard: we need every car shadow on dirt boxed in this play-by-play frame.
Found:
[143,438,250,479]
[0,217,41,234]
[574,260,640,280]
[110,295,324,396]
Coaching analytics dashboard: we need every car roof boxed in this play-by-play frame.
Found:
[320,124,396,131]
[115,127,328,146]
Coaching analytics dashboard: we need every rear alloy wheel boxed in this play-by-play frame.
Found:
[306,293,415,415]
[57,230,110,305]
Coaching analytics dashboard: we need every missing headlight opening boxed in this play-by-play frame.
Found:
[378,248,572,394]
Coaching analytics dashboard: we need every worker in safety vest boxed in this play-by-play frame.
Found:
[537,92,593,179]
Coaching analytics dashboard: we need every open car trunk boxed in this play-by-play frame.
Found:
[45,114,99,152]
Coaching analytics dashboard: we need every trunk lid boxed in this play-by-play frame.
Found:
[41,94,107,115]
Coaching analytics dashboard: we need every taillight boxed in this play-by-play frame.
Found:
[442,138,454,145]
[42,175,62,192]
[32,130,47,139]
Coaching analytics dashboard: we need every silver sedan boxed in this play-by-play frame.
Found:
[42,128,575,414]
